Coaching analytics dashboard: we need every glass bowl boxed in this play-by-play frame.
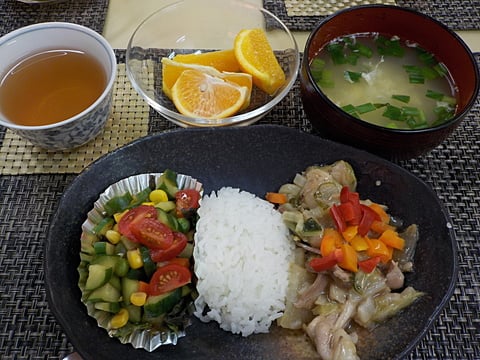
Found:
[126,0,299,127]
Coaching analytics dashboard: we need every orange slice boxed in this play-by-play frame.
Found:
[161,58,252,107]
[234,28,286,95]
[171,69,248,119]
[172,49,240,72]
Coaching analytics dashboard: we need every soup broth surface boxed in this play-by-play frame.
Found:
[0,49,107,126]
[311,33,458,130]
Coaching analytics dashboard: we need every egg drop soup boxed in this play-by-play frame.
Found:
[310,33,458,130]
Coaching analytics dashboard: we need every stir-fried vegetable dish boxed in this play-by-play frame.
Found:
[270,161,424,359]
[78,170,201,339]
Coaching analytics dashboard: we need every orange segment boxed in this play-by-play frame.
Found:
[172,49,240,72]
[171,69,248,119]
[161,58,252,107]
[234,28,286,95]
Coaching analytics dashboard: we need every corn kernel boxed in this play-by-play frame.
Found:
[149,189,168,203]
[109,308,129,329]
[114,209,129,223]
[127,249,143,269]
[130,291,147,306]
[105,230,121,244]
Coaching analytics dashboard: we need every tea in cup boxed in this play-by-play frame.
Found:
[0,22,117,150]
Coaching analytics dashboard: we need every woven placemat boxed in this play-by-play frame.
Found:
[0,62,150,175]
[0,0,109,36]
[263,0,480,31]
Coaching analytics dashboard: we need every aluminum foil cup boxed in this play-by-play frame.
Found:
[78,172,202,351]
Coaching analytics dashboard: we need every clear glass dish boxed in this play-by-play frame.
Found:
[126,0,299,127]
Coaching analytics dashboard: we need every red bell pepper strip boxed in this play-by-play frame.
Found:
[309,248,344,272]
[330,204,347,232]
[357,204,381,236]
[340,186,359,204]
[358,256,381,273]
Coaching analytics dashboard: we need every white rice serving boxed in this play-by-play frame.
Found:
[193,187,294,337]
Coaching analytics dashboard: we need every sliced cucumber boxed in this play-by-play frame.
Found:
[179,242,194,258]
[109,275,122,291]
[181,285,192,297]
[114,257,129,277]
[80,252,94,263]
[104,192,133,216]
[87,282,121,303]
[177,217,191,233]
[85,264,113,291]
[157,208,179,231]
[126,304,142,324]
[158,170,179,199]
[94,301,121,313]
[144,288,182,318]
[154,200,176,212]
[125,268,147,281]
[121,235,139,251]
[93,217,115,236]
[129,187,152,208]
[140,247,156,277]
[90,254,119,268]
[94,241,116,256]
[81,232,97,255]
[78,267,88,284]
[122,277,139,306]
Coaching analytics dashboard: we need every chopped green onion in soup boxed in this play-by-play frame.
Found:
[310,33,458,129]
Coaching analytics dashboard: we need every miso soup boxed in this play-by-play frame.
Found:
[310,33,458,130]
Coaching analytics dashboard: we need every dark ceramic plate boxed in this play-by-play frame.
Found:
[45,125,457,360]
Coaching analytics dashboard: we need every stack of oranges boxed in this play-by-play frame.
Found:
[162,28,286,120]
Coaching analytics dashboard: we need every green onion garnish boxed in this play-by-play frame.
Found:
[311,59,335,88]
[425,89,444,101]
[433,105,455,124]
[392,95,410,103]
[403,65,425,84]
[382,105,427,128]
[376,36,405,57]
[383,105,402,120]
[315,71,335,88]
[355,103,377,114]
[344,71,362,83]
[416,47,437,66]
[345,53,360,65]
[422,67,439,80]
[310,58,326,73]
[327,42,347,65]
[342,104,359,117]
[348,42,373,58]
[426,90,457,106]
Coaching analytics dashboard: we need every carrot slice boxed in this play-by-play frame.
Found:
[265,192,288,204]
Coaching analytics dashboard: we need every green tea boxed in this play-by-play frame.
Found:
[310,33,458,129]
[0,49,107,126]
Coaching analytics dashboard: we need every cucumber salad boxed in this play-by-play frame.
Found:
[78,170,202,349]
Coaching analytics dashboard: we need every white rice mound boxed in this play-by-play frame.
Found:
[193,187,294,337]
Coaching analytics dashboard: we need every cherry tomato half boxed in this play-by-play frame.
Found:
[130,217,174,249]
[149,231,188,262]
[118,205,157,242]
[175,189,200,218]
[149,264,191,296]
